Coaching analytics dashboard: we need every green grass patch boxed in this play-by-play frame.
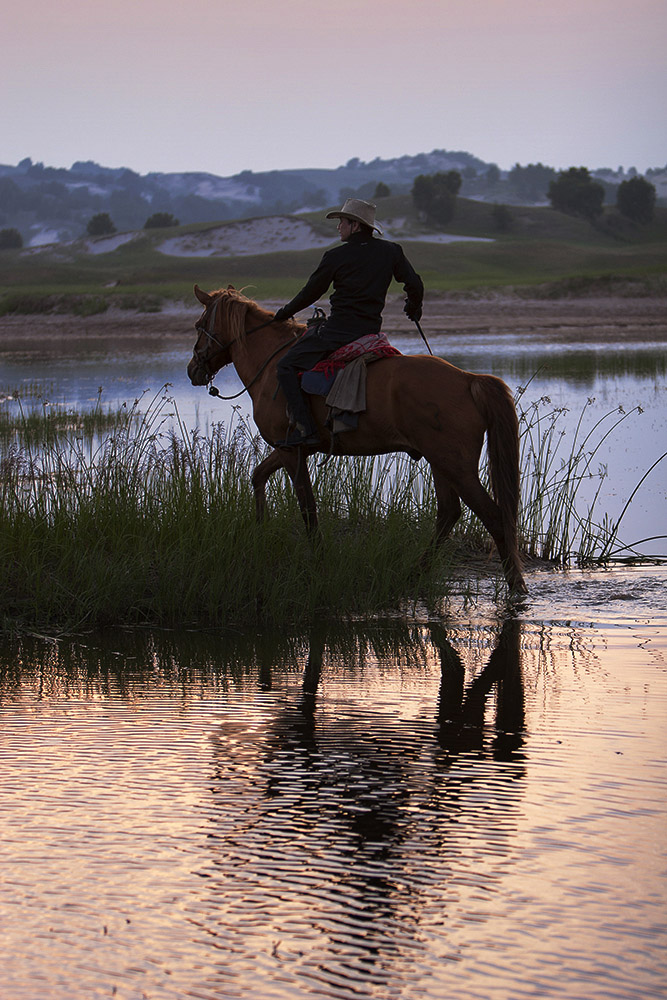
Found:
[1,198,666,312]
[0,388,135,448]
[1,388,662,634]
[0,393,448,632]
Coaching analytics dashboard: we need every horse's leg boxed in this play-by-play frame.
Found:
[457,476,526,594]
[280,449,319,534]
[251,450,284,522]
[431,468,463,546]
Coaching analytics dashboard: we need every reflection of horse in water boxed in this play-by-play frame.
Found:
[297,618,524,760]
[187,286,527,594]
[202,619,526,995]
[432,618,525,760]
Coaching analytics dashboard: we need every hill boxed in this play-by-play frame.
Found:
[2,151,666,248]
[1,194,666,315]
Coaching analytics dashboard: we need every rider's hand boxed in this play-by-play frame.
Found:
[273,306,292,323]
[404,299,422,322]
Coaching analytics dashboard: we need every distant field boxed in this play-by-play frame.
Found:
[1,196,666,314]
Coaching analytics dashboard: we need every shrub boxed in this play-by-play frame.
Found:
[144,212,180,229]
[0,227,23,249]
[616,176,656,224]
[491,204,513,232]
[86,213,116,237]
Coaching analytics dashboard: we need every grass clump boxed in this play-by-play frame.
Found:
[1,388,662,633]
[514,390,665,564]
[0,292,110,316]
[0,388,133,449]
[0,392,446,632]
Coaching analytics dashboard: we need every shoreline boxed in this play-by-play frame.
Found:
[1,294,666,346]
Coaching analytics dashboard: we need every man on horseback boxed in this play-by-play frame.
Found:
[272,198,424,448]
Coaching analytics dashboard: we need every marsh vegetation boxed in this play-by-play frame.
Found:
[2,383,660,633]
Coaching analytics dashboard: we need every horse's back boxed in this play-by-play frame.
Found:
[340,353,489,461]
[367,353,485,419]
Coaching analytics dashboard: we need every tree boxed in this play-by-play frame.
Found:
[491,204,513,232]
[508,162,557,202]
[485,164,501,187]
[86,212,116,237]
[372,182,391,199]
[411,171,462,225]
[616,176,656,224]
[144,212,180,229]
[0,178,23,212]
[548,167,605,221]
[0,227,23,249]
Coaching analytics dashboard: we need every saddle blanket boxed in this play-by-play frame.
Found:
[300,332,401,433]
[307,332,401,379]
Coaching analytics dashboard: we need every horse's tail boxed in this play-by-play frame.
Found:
[470,374,522,564]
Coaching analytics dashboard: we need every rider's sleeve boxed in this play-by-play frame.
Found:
[394,247,424,309]
[279,251,336,318]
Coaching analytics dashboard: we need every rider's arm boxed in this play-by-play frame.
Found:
[394,247,424,312]
[274,250,336,321]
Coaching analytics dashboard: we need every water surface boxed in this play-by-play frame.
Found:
[1,578,665,999]
[2,317,664,557]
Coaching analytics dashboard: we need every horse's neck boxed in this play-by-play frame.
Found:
[229,311,295,387]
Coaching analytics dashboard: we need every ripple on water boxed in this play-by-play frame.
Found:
[0,608,665,999]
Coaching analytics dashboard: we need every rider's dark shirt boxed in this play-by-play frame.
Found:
[281,231,424,336]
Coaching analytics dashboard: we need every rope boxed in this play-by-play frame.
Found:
[208,336,296,400]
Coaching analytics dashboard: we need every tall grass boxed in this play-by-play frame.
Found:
[0,387,133,448]
[1,387,661,632]
[514,389,665,564]
[0,389,447,631]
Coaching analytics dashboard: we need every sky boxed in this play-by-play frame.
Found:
[2,0,666,178]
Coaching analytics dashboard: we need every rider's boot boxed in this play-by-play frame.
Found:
[275,393,320,449]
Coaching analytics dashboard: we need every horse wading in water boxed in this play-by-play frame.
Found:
[187,285,527,595]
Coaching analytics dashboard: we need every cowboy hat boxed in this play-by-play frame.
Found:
[325,198,382,234]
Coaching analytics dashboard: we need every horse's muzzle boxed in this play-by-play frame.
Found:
[187,356,209,386]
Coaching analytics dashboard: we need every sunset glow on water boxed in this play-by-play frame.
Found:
[1,595,665,999]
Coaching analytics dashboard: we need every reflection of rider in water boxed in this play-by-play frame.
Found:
[272,198,424,448]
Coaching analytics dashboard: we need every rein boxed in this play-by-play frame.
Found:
[195,297,297,400]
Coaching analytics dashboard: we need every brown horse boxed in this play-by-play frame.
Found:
[187,285,527,594]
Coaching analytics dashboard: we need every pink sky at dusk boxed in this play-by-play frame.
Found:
[2,0,665,176]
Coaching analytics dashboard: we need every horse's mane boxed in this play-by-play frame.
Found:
[207,286,266,349]
[212,285,263,312]
[212,286,301,349]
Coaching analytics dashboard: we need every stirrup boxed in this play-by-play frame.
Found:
[275,428,320,449]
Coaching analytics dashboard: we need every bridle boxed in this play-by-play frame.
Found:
[193,294,298,399]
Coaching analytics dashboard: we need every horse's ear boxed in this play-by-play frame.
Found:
[194,284,211,306]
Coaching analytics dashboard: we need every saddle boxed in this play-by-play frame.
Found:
[299,311,402,433]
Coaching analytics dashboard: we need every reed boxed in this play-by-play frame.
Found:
[0,388,134,448]
[513,389,664,564]
[0,389,444,631]
[0,387,659,632]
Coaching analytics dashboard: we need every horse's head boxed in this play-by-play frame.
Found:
[187,284,247,386]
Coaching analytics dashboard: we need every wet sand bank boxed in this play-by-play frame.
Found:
[1,295,666,350]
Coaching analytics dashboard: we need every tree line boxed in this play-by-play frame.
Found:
[0,211,180,248]
[0,163,659,249]
[409,166,657,227]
